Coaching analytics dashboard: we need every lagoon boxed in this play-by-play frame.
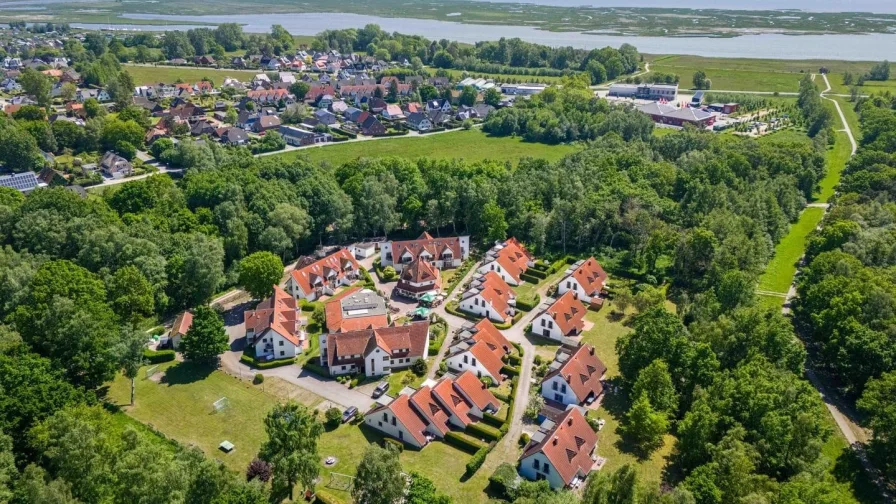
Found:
[79,12,896,61]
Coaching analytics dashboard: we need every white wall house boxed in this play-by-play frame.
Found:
[458,293,508,323]
[541,374,579,405]
[379,232,470,272]
[320,323,430,378]
[445,348,496,382]
[518,408,597,489]
[364,397,428,449]
[518,451,566,489]
[248,328,300,360]
[531,311,563,340]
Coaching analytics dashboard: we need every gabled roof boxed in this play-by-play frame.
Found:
[172,311,193,337]
[544,344,606,404]
[568,257,607,297]
[289,249,360,296]
[399,257,440,284]
[447,318,512,383]
[521,408,597,486]
[368,394,429,446]
[409,385,450,435]
[487,239,531,284]
[542,291,587,336]
[326,321,429,367]
[324,286,390,333]
[453,370,499,412]
[471,272,516,320]
[390,232,463,264]
[244,285,300,346]
[432,377,473,425]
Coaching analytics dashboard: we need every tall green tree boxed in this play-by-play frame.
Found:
[107,265,155,323]
[621,394,668,454]
[259,402,323,500]
[19,68,52,108]
[179,305,228,364]
[351,444,405,504]
[116,328,146,406]
[857,371,896,479]
[632,359,679,418]
[239,251,284,300]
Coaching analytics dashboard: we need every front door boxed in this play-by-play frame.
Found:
[543,328,550,338]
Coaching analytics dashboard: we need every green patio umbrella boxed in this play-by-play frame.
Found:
[419,292,437,303]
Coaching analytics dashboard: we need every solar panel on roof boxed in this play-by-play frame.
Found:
[0,172,39,192]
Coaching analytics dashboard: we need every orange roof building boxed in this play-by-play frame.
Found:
[364,370,499,448]
[395,257,442,299]
[478,238,534,286]
[541,344,606,406]
[243,285,306,360]
[380,232,470,272]
[519,408,598,489]
[531,291,587,341]
[320,321,430,377]
[445,319,512,383]
[458,271,517,324]
[324,286,390,333]
[169,310,193,350]
[285,248,361,301]
[557,257,608,307]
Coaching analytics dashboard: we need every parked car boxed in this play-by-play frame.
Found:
[342,406,358,423]
[372,382,389,398]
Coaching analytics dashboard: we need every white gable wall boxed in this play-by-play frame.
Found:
[519,452,566,489]
[557,276,594,304]
[540,375,579,405]
[459,293,507,323]
[365,407,425,448]
[531,312,563,340]
[445,350,498,383]
[477,260,520,286]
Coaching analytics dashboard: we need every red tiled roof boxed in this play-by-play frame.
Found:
[397,257,441,292]
[379,394,429,446]
[324,286,389,333]
[449,319,512,383]
[432,377,473,425]
[327,322,429,367]
[409,385,450,435]
[244,285,301,346]
[454,370,499,412]
[289,249,360,297]
[570,257,607,297]
[477,272,516,321]
[489,239,531,284]
[544,291,587,336]
[545,344,606,404]
[172,311,193,337]
[247,88,290,100]
[522,408,597,486]
[391,232,462,265]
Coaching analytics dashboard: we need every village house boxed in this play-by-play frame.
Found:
[518,408,598,489]
[169,311,193,350]
[444,318,511,383]
[324,287,390,333]
[380,232,470,272]
[477,238,534,286]
[394,257,441,299]
[531,291,587,341]
[247,88,292,105]
[278,125,332,146]
[318,321,430,377]
[252,115,282,133]
[359,114,385,136]
[76,88,110,102]
[382,104,404,120]
[556,257,608,308]
[285,248,361,301]
[425,99,452,112]
[313,108,338,125]
[637,102,715,128]
[364,370,500,448]
[244,285,306,360]
[99,151,133,179]
[458,271,517,324]
[541,344,606,407]
[406,112,433,132]
[221,127,249,145]
[0,171,45,194]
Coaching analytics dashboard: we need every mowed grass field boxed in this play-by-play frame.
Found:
[647,55,896,94]
[123,64,257,85]
[282,129,581,166]
[757,206,825,295]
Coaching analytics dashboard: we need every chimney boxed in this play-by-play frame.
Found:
[589,346,595,356]
[567,417,573,426]
[552,437,558,446]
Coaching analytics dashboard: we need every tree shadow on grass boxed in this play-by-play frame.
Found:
[602,377,664,462]
[161,361,215,386]
[832,447,887,504]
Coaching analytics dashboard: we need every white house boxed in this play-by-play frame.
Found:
[458,271,516,324]
[243,286,305,360]
[350,242,377,259]
[445,318,511,384]
[530,291,587,341]
[319,322,430,377]
[380,232,469,273]
[395,257,441,300]
[365,394,430,448]
[169,311,193,350]
[556,257,608,308]
[477,237,534,286]
[519,408,597,489]
[540,344,606,406]
[285,248,361,301]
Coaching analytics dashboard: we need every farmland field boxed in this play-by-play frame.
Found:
[123,64,257,85]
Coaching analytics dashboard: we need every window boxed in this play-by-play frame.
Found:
[554,393,562,402]
[378,421,382,427]
[383,356,388,361]
[548,321,553,329]
[552,381,558,391]
[543,465,550,475]
[391,417,396,426]
[463,355,468,364]
[533,459,540,470]
[279,341,284,346]
[566,281,571,289]
[561,384,567,394]
[341,366,346,371]
[382,413,388,421]
[541,319,545,328]
[398,431,403,440]
[472,358,477,366]
[279,351,284,356]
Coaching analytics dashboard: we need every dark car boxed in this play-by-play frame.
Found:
[372,381,389,398]
[341,406,358,423]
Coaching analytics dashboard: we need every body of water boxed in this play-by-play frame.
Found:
[469,0,896,14]
[89,12,896,61]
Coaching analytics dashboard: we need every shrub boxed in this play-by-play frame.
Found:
[302,361,328,377]
[488,463,519,500]
[253,373,264,385]
[515,293,540,312]
[239,354,296,369]
[438,360,447,376]
[501,364,520,377]
[511,342,524,357]
[527,268,548,280]
[143,348,175,363]
[383,437,405,452]
[519,272,541,284]
[444,432,487,454]
[465,446,489,476]
[480,376,494,388]
[534,355,544,365]
[507,354,522,366]
[246,458,272,482]
[466,422,502,442]
[412,358,427,376]
[349,377,359,388]
[518,433,531,447]
[325,407,342,428]
[481,411,505,429]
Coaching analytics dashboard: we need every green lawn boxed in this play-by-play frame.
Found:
[757,128,814,146]
[831,96,862,139]
[816,131,853,203]
[279,129,580,167]
[440,67,566,84]
[580,307,634,379]
[757,207,826,295]
[123,64,257,85]
[106,361,324,473]
[385,369,427,396]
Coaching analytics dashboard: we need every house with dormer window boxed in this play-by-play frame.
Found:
[557,257,608,308]
[445,318,511,383]
[477,237,534,286]
[243,285,306,360]
[540,344,606,406]
[380,232,470,273]
[285,248,361,301]
[519,408,598,489]
[458,272,516,324]
[531,291,587,341]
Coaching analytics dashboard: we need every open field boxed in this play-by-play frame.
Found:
[817,131,853,202]
[580,307,633,379]
[106,361,324,472]
[441,67,566,84]
[831,96,862,139]
[283,129,581,166]
[757,207,825,295]
[123,64,257,85]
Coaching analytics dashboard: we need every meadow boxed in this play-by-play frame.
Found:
[123,64,257,85]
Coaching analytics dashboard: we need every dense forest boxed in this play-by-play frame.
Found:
[795,93,896,482]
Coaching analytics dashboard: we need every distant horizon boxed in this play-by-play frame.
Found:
[466,0,896,14]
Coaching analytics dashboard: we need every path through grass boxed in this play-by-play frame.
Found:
[757,207,825,295]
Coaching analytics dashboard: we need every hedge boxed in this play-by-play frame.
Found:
[501,364,520,377]
[332,128,357,139]
[550,256,575,273]
[512,342,524,357]
[531,261,551,272]
[519,272,542,284]
[515,294,540,312]
[298,299,323,312]
[507,354,522,366]
[481,411,505,429]
[302,361,329,377]
[239,354,296,369]
[466,422,502,442]
[444,431,487,454]
[526,268,548,280]
[465,446,489,476]
[143,348,175,364]
[383,437,405,452]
